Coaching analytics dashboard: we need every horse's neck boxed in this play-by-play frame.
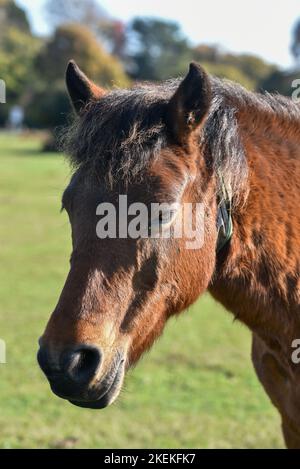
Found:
[209,104,300,348]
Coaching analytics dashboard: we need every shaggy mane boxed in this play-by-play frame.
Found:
[61,73,300,204]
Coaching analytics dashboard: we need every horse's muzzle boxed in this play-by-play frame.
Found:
[37,343,125,409]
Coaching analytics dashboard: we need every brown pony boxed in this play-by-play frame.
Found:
[38,60,300,448]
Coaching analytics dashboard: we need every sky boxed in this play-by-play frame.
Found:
[17,0,300,69]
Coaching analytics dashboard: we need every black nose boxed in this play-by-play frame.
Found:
[37,345,102,386]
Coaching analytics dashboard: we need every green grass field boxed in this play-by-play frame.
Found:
[0,132,284,448]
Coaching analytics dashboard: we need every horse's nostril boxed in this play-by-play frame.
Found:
[60,345,102,384]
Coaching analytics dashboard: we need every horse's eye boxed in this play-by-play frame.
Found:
[158,210,175,225]
[149,208,178,234]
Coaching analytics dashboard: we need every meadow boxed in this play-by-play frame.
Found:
[0,132,284,448]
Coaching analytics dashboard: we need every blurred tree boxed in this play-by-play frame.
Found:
[35,23,129,87]
[259,69,300,96]
[223,53,277,86]
[44,0,126,59]
[127,18,193,80]
[25,23,129,140]
[24,83,70,129]
[100,19,127,59]
[191,44,220,63]
[291,19,300,64]
[193,45,277,90]
[0,27,41,100]
[0,0,41,125]
[199,62,255,90]
[0,0,30,35]
[262,19,300,95]
[126,18,277,90]
[45,0,108,30]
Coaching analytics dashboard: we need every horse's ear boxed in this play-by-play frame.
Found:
[66,60,105,114]
[167,62,211,144]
